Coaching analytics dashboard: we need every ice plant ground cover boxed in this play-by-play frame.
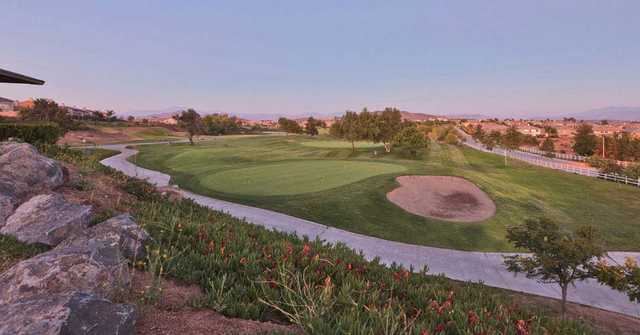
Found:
[29,145,596,334]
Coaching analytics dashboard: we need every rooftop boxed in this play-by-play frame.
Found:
[0,68,45,85]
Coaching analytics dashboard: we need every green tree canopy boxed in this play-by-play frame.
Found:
[540,137,555,154]
[203,113,240,135]
[503,218,604,318]
[278,117,303,135]
[502,126,523,150]
[304,117,325,136]
[572,124,597,156]
[393,126,428,156]
[373,108,402,152]
[19,98,72,130]
[174,109,203,145]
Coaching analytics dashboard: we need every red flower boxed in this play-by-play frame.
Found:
[206,240,216,255]
[346,263,353,271]
[434,323,445,333]
[429,300,439,311]
[467,310,479,326]
[302,244,311,256]
[420,331,430,335]
[515,320,529,335]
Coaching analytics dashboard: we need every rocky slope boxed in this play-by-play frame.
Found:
[0,142,150,335]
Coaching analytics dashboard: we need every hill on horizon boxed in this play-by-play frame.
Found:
[564,107,640,121]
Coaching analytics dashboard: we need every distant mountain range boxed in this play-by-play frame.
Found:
[562,107,640,121]
[128,106,640,122]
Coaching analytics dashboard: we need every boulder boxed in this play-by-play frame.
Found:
[0,292,136,335]
[0,142,64,190]
[1,193,92,246]
[58,214,151,262]
[0,213,150,305]
[0,142,65,222]
[0,243,128,305]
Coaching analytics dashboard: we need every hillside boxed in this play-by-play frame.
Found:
[567,107,640,121]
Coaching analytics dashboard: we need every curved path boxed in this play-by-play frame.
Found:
[100,142,640,318]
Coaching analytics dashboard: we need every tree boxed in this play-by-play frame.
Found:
[393,126,428,156]
[472,125,485,141]
[503,218,604,318]
[339,111,361,152]
[592,257,640,304]
[481,131,501,150]
[544,126,559,138]
[502,126,522,151]
[19,98,70,126]
[540,137,555,156]
[357,108,379,143]
[278,117,303,135]
[304,117,323,136]
[374,108,402,152]
[572,124,597,156]
[203,113,240,135]
[444,132,459,145]
[173,109,203,145]
[127,115,135,122]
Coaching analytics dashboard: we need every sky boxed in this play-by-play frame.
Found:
[2,0,640,118]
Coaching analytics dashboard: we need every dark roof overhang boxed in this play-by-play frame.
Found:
[0,68,45,85]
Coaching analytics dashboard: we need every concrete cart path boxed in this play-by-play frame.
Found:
[100,142,640,318]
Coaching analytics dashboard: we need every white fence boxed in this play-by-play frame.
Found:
[518,146,586,162]
[459,133,640,188]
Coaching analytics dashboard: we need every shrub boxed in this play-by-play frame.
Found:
[0,122,63,145]
[624,164,640,180]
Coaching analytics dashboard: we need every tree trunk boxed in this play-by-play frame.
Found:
[188,133,194,145]
[351,140,355,153]
[384,142,391,153]
[560,284,568,319]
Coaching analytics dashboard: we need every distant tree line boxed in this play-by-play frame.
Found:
[173,109,246,144]
[329,107,428,156]
[471,125,539,151]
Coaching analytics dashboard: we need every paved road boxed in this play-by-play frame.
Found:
[100,142,640,318]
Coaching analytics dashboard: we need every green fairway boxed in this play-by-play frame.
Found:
[200,160,405,196]
[133,135,640,252]
[299,139,383,148]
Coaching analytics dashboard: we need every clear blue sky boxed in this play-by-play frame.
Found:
[2,0,639,117]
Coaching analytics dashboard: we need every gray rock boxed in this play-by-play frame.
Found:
[1,193,92,246]
[0,142,64,191]
[58,214,151,262]
[0,244,129,305]
[0,292,136,335]
[0,142,65,223]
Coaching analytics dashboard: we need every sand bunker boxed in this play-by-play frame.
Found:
[387,176,496,222]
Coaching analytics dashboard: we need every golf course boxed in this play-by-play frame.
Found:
[132,135,640,251]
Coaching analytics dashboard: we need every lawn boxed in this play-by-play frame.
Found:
[132,135,640,252]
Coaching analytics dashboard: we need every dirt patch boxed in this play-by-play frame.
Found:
[507,290,640,335]
[58,126,184,146]
[130,272,299,335]
[57,161,136,215]
[387,176,496,222]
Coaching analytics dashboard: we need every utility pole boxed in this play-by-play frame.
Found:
[602,135,606,158]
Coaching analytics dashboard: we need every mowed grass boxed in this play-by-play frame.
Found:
[133,135,640,252]
[299,139,383,148]
[201,160,405,196]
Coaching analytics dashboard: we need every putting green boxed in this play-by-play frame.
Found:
[299,140,383,148]
[200,160,405,196]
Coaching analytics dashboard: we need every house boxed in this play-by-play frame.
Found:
[517,126,544,136]
[65,106,95,119]
[0,97,16,112]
